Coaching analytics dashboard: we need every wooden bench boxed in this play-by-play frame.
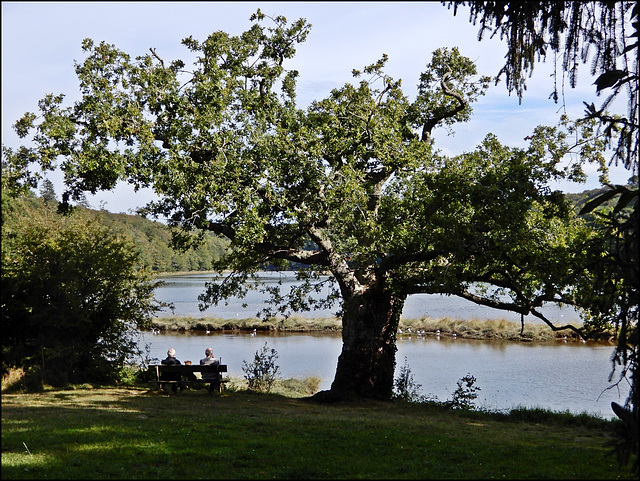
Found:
[149,364,228,393]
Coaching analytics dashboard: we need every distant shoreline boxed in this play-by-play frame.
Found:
[153,270,221,277]
[150,315,614,343]
[149,271,603,342]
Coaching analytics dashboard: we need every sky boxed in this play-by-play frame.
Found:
[2,1,633,214]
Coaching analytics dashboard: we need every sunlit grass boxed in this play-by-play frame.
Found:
[2,387,634,479]
[401,316,570,340]
[152,314,343,333]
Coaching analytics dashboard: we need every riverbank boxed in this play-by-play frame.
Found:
[1,387,633,479]
[150,315,615,342]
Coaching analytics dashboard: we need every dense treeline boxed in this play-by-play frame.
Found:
[8,192,230,273]
[92,209,229,273]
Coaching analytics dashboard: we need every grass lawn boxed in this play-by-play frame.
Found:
[1,386,634,479]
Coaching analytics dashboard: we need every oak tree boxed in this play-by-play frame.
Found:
[3,10,606,400]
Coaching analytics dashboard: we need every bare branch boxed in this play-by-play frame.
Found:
[421,66,468,142]
[149,47,165,68]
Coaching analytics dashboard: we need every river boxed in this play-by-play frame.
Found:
[153,271,582,323]
[141,272,626,419]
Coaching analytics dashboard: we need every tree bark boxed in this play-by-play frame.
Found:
[313,286,405,401]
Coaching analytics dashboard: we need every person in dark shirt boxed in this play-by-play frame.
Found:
[160,348,183,392]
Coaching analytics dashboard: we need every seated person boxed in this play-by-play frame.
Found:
[160,348,183,392]
[200,347,221,393]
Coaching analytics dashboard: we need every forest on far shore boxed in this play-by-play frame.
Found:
[11,184,230,273]
[93,207,229,272]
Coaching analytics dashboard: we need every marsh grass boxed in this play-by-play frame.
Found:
[152,315,342,333]
[400,316,577,341]
[152,315,606,342]
[1,386,634,479]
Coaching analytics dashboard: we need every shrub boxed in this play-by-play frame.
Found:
[2,197,163,387]
[393,357,429,403]
[449,373,481,410]
[242,342,281,392]
[1,367,25,393]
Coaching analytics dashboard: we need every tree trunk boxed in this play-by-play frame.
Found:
[314,286,405,401]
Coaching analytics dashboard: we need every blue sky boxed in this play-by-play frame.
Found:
[2,1,632,213]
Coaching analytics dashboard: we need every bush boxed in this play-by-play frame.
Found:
[1,196,163,387]
[393,357,428,403]
[448,374,481,410]
[242,342,281,393]
[1,367,26,393]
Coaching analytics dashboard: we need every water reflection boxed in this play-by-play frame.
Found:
[140,330,622,419]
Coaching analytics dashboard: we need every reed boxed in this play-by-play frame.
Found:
[151,315,605,342]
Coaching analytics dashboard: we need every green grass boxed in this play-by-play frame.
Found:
[2,386,634,479]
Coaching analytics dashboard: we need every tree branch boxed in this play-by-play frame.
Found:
[254,243,330,266]
[308,225,362,295]
[381,250,452,274]
[149,48,166,69]
[206,221,236,240]
[421,66,468,142]
[528,308,586,338]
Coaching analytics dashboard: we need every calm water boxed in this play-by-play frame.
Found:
[154,271,581,323]
[140,331,622,419]
[143,272,624,419]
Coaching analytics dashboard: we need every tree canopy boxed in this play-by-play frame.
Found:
[2,10,612,400]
